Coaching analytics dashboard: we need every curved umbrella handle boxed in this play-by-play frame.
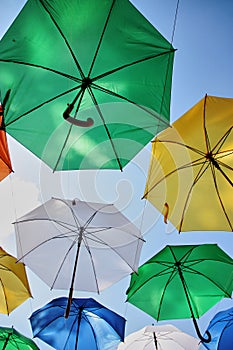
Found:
[63,104,94,127]
[192,316,211,343]
[176,263,212,344]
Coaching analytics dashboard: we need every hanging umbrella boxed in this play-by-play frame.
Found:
[14,197,144,317]
[0,327,39,350]
[118,324,200,350]
[0,95,13,181]
[0,0,174,171]
[202,306,233,350]
[30,296,125,350]
[0,124,12,181]
[0,246,32,315]
[143,95,233,232]
[126,244,233,343]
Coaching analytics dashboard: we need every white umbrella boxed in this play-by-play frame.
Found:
[118,324,200,350]
[14,197,144,317]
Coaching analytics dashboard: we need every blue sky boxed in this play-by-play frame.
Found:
[0,1,233,349]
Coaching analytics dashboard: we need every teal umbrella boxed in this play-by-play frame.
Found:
[0,0,174,171]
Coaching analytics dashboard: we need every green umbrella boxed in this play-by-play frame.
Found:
[126,244,233,343]
[0,0,174,171]
[0,327,39,349]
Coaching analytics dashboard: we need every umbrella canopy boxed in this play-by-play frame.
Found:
[202,306,233,350]
[0,246,32,315]
[30,297,125,350]
[0,122,12,181]
[118,324,200,350]
[14,197,144,317]
[143,95,233,232]
[0,327,39,350]
[126,244,233,343]
[0,0,174,171]
[0,98,13,181]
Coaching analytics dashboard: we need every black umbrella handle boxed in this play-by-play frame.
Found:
[65,287,73,319]
[63,103,94,127]
[176,262,212,343]
[64,239,82,318]
[192,316,211,343]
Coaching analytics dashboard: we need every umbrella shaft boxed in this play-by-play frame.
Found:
[176,264,211,343]
[153,332,158,350]
[65,240,82,318]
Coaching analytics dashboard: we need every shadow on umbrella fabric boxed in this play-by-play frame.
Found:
[30,297,125,350]
[0,0,175,171]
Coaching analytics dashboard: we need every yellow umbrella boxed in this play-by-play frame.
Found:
[143,95,233,232]
[0,247,32,314]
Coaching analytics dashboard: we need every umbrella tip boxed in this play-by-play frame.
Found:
[163,203,169,224]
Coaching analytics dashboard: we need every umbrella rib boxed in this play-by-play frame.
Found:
[32,306,70,339]
[0,156,13,172]
[127,264,173,299]
[82,313,100,350]
[168,245,198,268]
[143,155,206,198]
[0,278,9,315]
[50,240,77,290]
[16,229,77,263]
[53,89,85,172]
[16,217,79,233]
[84,225,145,241]
[87,86,123,171]
[203,94,212,154]
[39,0,85,80]
[83,226,113,235]
[183,265,233,298]
[91,83,170,127]
[82,205,111,230]
[63,315,78,350]
[217,152,233,165]
[80,238,100,294]
[209,162,233,230]
[153,139,206,157]
[212,126,232,154]
[178,160,210,232]
[88,0,116,77]
[216,160,233,186]
[0,59,82,83]
[93,49,175,82]
[168,246,200,318]
[157,270,177,320]
[83,230,141,272]
[52,198,83,229]
[5,85,82,127]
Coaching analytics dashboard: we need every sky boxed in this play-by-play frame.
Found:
[0,0,233,349]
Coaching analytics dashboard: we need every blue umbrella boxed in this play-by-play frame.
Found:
[29,297,126,350]
[203,306,233,350]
